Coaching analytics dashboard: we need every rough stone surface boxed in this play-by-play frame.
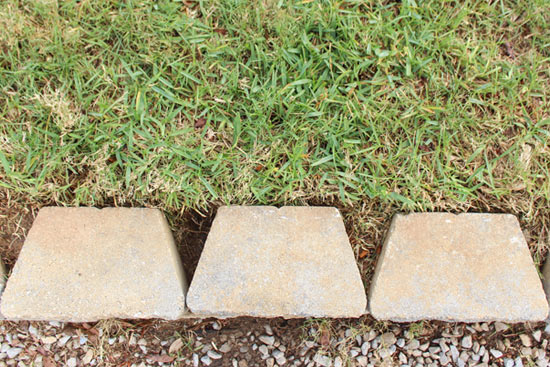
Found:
[369,213,548,322]
[0,207,187,321]
[187,206,366,317]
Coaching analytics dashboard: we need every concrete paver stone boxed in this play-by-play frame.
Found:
[187,206,367,317]
[0,207,187,321]
[369,213,549,322]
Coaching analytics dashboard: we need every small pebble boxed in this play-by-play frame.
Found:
[259,345,268,355]
[490,349,503,358]
[380,332,396,346]
[361,342,369,355]
[219,342,232,353]
[461,335,472,349]
[7,348,22,359]
[495,322,509,332]
[520,334,532,347]
[208,351,222,360]
[259,335,275,346]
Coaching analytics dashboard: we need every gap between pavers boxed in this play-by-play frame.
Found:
[0,261,5,293]
[541,258,550,320]
[0,207,188,322]
[0,260,5,319]
[369,213,549,322]
[186,206,367,318]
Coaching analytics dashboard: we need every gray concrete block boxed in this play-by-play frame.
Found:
[369,213,548,322]
[187,206,366,317]
[0,207,187,321]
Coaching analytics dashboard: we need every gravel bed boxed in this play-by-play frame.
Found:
[0,318,549,366]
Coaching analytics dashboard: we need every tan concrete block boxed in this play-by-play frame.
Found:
[187,206,366,317]
[369,213,548,322]
[0,207,187,321]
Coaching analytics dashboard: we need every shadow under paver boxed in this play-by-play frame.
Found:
[541,257,550,315]
[369,213,548,322]
[187,206,366,317]
[0,207,187,322]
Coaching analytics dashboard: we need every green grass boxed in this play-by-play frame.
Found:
[1,0,549,251]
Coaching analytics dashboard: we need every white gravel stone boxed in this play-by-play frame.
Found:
[450,345,459,362]
[42,336,56,344]
[533,330,542,342]
[355,356,368,367]
[406,340,420,350]
[28,325,38,337]
[272,349,284,359]
[378,348,392,359]
[208,351,222,360]
[495,322,509,332]
[312,353,331,367]
[361,342,369,355]
[490,349,503,358]
[6,348,22,359]
[82,350,94,364]
[259,336,275,346]
[439,352,449,365]
[520,334,532,347]
[461,335,472,349]
[380,332,396,346]
[219,343,231,353]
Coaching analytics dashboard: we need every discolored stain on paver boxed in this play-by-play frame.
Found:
[0,207,187,322]
[186,206,367,317]
[369,213,549,322]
